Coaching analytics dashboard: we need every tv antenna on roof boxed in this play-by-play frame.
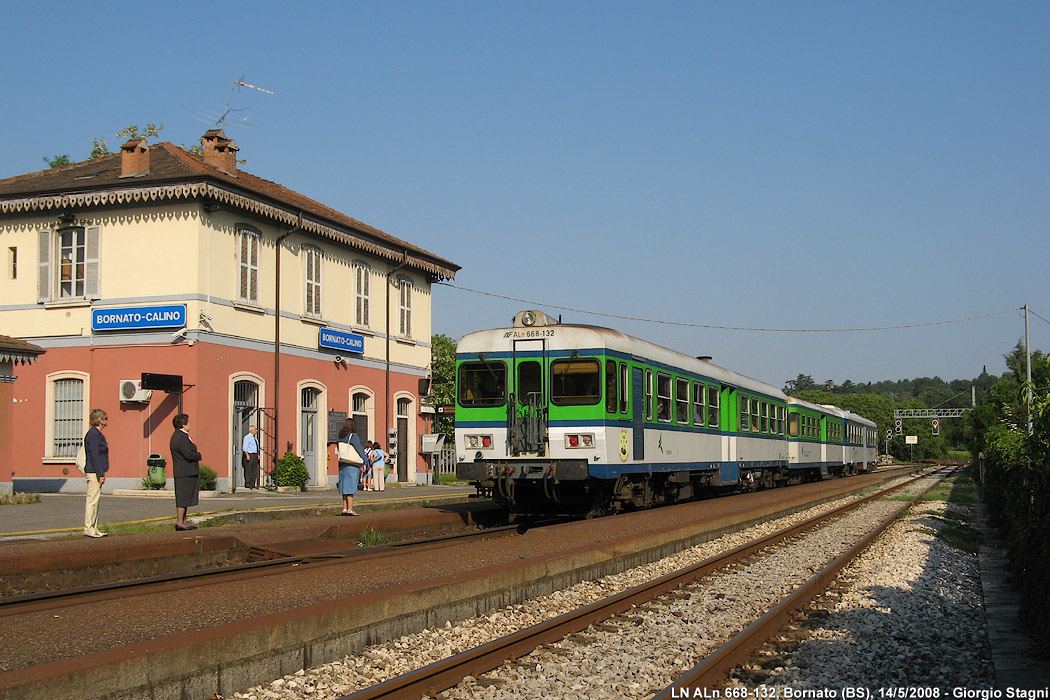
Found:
[187,75,275,129]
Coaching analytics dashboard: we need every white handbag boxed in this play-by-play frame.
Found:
[338,440,364,466]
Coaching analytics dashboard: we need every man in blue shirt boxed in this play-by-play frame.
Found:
[241,425,260,490]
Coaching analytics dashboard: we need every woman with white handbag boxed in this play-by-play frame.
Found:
[336,418,369,516]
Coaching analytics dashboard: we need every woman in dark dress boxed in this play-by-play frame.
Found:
[170,413,202,530]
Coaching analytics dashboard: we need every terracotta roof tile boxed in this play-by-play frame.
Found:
[0,143,458,279]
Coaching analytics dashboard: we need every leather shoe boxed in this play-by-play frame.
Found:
[175,524,197,531]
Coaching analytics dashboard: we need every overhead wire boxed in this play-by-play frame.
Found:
[436,282,1022,334]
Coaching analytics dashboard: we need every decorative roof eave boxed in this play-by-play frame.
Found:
[0,351,40,365]
[0,335,45,365]
[0,183,458,281]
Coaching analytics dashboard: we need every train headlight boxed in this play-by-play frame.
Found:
[521,311,536,326]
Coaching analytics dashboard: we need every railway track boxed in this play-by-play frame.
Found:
[0,521,525,617]
[332,471,946,700]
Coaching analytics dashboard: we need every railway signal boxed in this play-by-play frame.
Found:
[895,419,903,434]
[932,419,940,436]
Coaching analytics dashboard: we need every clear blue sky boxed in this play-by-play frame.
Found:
[3,1,1047,388]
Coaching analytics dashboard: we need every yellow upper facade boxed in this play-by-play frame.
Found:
[0,134,459,367]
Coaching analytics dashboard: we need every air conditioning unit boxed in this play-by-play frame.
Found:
[119,379,152,403]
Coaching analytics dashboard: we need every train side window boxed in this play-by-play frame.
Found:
[760,401,768,433]
[458,361,507,407]
[788,412,800,437]
[656,372,671,423]
[779,406,786,435]
[693,382,705,427]
[707,386,720,428]
[645,369,653,421]
[605,359,617,413]
[675,377,689,424]
[740,395,750,432]
[619,362,629,414]
[751,398,760,432]
[550,358,601,406]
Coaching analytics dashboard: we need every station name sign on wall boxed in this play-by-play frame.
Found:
[92,304,187,331]
[319,328,364,353]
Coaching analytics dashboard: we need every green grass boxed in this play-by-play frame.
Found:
[0,492,41,505]
[356,526,387,547]
[438,472,466,485]
[921,477,978,506]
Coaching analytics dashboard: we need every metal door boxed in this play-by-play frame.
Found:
[232,381,259,491]
[300,388,319,485]
[632,367,644,460]
[510,339,546,456]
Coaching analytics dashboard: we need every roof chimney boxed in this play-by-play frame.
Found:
[119,138,149,177]
[201,128,239,173]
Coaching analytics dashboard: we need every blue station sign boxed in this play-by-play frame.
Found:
[92,304,187,332]
[319,328,364,353]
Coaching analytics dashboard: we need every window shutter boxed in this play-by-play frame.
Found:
[84,226,101,299]
[37,229,51,303]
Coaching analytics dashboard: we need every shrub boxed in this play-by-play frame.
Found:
[276,452,310,489]
[198,465,218,491]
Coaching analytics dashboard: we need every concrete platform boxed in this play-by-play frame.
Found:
[0,483,475,541]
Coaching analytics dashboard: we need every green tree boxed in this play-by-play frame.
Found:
[44,123,169,168]
[430,334,457,443]
[784,374,816,394]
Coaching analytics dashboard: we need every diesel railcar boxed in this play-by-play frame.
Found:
[455,311,878,517]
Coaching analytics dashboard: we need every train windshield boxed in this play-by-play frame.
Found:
[550,358,601,405]
[458,360,507,406]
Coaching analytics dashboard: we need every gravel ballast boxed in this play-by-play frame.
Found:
[230,476,999,700]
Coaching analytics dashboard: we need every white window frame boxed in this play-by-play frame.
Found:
[37,225,101,304]
[238,227,260,305]
[43,371,90,461]
[398,277,413,338]
[303,245,322,318]
[693,382,706,427]
[354,261,370,327]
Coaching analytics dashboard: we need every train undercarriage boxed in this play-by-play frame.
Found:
[459,461,865,519]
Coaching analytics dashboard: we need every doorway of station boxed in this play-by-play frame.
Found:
[395,397,410,482]
[300,387,320,485]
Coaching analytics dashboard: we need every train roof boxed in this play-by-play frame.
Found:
[787,397,877,427]
[457,310,787,400]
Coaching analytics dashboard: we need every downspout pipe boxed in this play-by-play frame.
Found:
[273,212,303,484]
[386,250,410,479]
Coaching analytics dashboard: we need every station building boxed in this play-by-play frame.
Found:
[0,131,459,493]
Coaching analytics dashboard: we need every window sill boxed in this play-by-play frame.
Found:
[233,301,265,314]
[42,457,77,465]
[352,326,375,337]
[395,336,416,346]
[43,299,92,309]
[300,315,327,327]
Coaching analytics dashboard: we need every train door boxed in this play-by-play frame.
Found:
[819,416,829,477]
[721,385,737,484]
[510,339,546,456]
[632,367,644,460]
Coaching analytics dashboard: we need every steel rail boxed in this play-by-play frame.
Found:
[653,469,952,698]
[340,473,931,700]
[0,522,521,615]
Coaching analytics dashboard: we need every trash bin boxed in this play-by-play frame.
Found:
[147,454,167,487]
